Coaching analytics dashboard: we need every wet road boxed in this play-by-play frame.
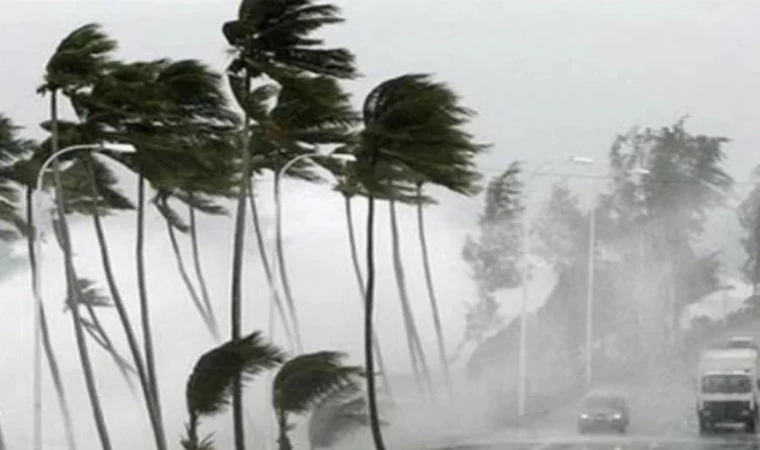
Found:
[429,326,760,450]
[439,434,760,450]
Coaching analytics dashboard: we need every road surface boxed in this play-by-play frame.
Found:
[421,324,760,450]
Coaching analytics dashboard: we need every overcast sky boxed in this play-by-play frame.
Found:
[2,0,760,449]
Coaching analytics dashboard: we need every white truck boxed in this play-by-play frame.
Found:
[696,347,760,433]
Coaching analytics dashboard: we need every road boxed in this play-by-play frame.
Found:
[423,325,760,450]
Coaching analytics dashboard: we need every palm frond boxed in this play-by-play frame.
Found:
[186,331,284,418]
[357,73,486,196]
[223,0,356,80]
[64,278,111,310]
[273,351,364,415]
[152,192,190,233]
[308,384,384,449]
[41,23,118,93]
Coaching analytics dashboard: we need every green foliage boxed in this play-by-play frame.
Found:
[462,161,524,293]
[223,0,356,80]
[186,332,284,418]
[272,351,363,415]
[0,114,34,240]
[39,23,117,94]
[244,74,358,180]
[739,167,760,293]
[308,384,380,449]
[354,73,485,196]
[533,182,588,270]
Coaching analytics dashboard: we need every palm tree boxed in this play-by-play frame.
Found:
[68,56,239,449]
[0,115,79,450]
[414,173,481,396]
[183,331,284,450]
[331,166,393,400]
[271,351,363,450]
[353,74,485,450]
[39,23,118,450]
[307,384,380,450]
[39,115,168,448]
[223,1,356,443]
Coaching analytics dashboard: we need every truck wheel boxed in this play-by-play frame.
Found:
[746,418,756,434]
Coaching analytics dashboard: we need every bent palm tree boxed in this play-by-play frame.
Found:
[353,74,485,450]
[272,351,363,450]
[39,22,118,450]
[223,1,356,443]
[183,331,284,450]
[332,166,393,400]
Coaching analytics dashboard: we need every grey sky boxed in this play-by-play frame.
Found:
[2,0,760,448]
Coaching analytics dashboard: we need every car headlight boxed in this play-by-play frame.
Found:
[580,414,589,419]
[612,413,623,420]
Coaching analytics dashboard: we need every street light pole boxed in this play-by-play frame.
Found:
[263,150,355,450]
[32,142,135,450]
[584,203,596,386]
[517,155,593,418]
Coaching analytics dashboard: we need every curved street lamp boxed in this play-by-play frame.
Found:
[270,150,356,353]
[32,142,135,450]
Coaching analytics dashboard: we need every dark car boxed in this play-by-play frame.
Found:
[577,393,630,434]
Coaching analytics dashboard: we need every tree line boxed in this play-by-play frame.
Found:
[460,117,760,403]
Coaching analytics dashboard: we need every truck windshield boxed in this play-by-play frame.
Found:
[702,375,752,394]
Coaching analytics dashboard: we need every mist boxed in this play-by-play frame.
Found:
[3,1,760,450]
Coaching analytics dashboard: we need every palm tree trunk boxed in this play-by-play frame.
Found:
[50,92,112,450]
[415,183,452,395]
[186,412,200,449]
[137,174,164,437]
[247,182,293,345]
[164,208,219,339]
[230,103,252,450]
[25,188,78,450]
[188,194,220,341]
[84,160,167,450]
[343,194,393,400]
[364,192,387,450]
[273,171,303,351]
[79,304,137,392]
[276,412,293,450]
[388,198,433,398]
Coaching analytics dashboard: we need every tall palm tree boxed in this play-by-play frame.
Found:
[183,331,284,450]
[415,174,481,395]
[223,1,356,443]
[331,167,393,399]
[353,74,485,450]
[69,56,239,449]
[272,351,363,450]
[41,114,168,448]
[388,194,433,396]
[39,22,119,450]
[307,384,381,450]
[0,115,78,450]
